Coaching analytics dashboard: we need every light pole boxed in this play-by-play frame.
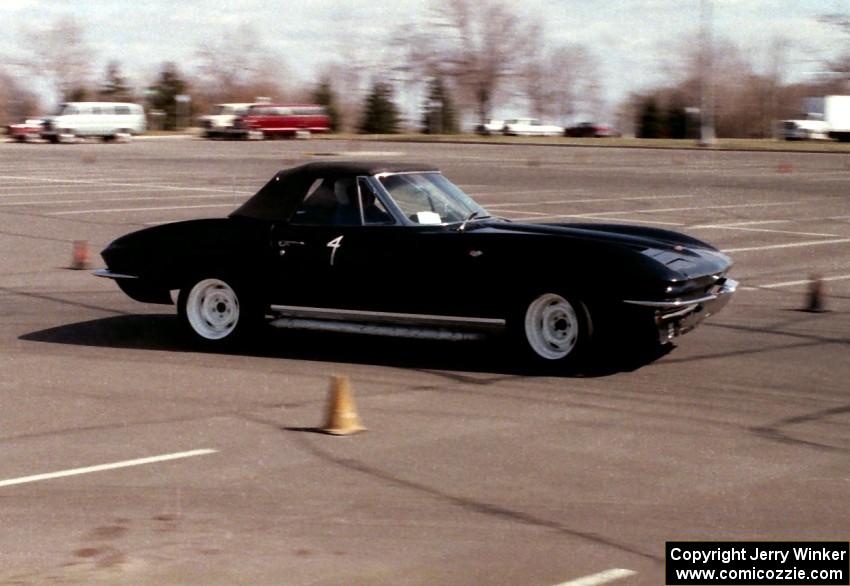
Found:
[699,0,716,146]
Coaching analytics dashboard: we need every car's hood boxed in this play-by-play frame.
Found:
[479,220,732,279]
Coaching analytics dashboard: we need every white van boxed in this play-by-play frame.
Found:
[41,102,146,143]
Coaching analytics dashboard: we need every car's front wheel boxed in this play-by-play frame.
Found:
[515,292,591,367]
[58,129,77,143]
[178,277,260,346]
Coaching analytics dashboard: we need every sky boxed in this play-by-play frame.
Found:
[0,0,847,123]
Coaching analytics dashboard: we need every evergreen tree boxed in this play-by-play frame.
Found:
[99,61,133,102]
[422,76,458,134]
[312,79,341,132]
[637,97,661,138]
[358,81,400,134]
[147,62,188,130]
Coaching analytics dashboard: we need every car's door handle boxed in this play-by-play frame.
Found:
[278,240,305,247]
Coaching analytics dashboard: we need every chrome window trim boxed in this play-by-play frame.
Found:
[357,175,400,225]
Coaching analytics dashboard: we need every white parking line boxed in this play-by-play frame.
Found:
[530,216,685,226]
[0,449,218,488]
[689,225,839,237]
[487,194,695,209]
[0,185,243,198]
[1,193,241,207]
[554,568,637,586]
[744,274,850,290]
[723,238,850,253]
[0,174,252,195]
[524,201,802,222]
[500,210,549,216]
[468,188,584,197]
[693,220,789,227]
[49,203,236,215]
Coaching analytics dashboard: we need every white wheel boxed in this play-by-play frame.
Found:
[115,130,132,143]
[183,278,241,340]
[58,130,76,143]
[294,130,311,139]
[523,293,581,361]
[247,129,264,140]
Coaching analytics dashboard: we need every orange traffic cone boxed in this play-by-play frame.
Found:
[805,274,826,312]
[71,240,91,270]
[321,376,366,435]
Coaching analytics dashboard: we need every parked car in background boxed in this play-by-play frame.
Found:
[40,102,146,143]
[198,103,253,138]
[96,161,736,368]
[565,122,619,138]
[7,118,44,142]
[230,104,330,139]
[502,118,564,136]
[474,119,505,136]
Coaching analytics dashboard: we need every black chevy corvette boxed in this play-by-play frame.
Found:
[97,161,737,366]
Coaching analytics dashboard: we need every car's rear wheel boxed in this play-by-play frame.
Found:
[515,292,591,367]
[178,277,260,346]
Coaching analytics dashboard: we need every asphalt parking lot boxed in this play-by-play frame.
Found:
[0,137,848,585]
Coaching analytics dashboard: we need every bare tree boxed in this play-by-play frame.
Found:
[0,70,40,127]
[553,45,602,123]
[758,36,792,136]
[524,43,602,124]
[651,36,772,137]
[316,14,389,131]
[417,0,539,123]
[818,13,850,91]
[193,24,291,107]
[18,16,93,103]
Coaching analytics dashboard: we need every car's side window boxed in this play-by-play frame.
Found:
[290,177,363,226]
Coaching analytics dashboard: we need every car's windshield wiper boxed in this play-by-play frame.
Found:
[457,212,490,232]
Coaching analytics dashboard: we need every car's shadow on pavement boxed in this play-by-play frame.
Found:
[19,314,672,378]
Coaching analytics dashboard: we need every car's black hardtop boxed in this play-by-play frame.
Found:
[230,161,438,221]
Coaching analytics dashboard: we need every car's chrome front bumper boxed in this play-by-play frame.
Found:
[94,268,138,279]
[622,278,738,342]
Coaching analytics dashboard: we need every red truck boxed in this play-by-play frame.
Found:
[230,104,330,139]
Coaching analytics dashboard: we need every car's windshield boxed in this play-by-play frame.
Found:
[378,172,489,225]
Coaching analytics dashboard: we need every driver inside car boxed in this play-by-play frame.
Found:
[333,179,392,225]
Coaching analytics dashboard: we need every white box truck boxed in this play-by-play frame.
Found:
[809,96,850,142]
[783,95,850,141]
